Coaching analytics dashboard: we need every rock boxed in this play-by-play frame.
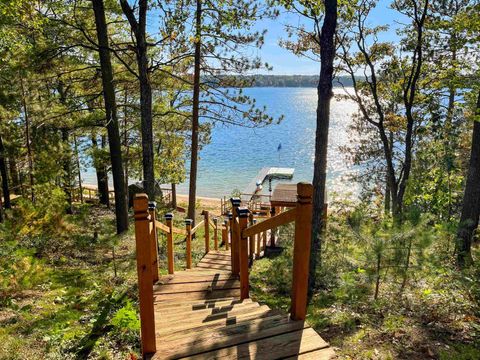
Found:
[128,181,164,207]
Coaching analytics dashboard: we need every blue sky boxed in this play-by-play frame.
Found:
[256,0,402,75]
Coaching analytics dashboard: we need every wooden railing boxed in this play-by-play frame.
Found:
[133,196,228,356]
[132,182,314,356]
[228,182,313,321]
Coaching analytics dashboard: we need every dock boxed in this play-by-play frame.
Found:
[242,167,294,201]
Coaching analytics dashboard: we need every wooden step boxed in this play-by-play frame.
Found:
[156,300,259,322]
[198,258,232,266]
[154,297,239,309]
[154,278,240,295]
[156,315,310,359]
[157,273,237,285]
[196,263,232,270]
[155,305,279,337]
[155,298,251,315]
[154,288,240,302]
[180,327,330,359]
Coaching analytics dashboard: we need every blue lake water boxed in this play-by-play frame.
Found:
[82,87,359,198]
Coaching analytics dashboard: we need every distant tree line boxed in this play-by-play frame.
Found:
[208,75,354,88]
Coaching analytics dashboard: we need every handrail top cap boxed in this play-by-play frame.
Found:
[134,193,148,199]
[148,201,157,210]
[184,218,193,225]
[164,213,174,220]
[230,197,241,206]
[297,182,314,197]
[237,207,250,218]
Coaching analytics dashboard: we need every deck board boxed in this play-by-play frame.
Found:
[150,250,333,359]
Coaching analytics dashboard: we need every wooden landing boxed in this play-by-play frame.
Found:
[150,250,334,359]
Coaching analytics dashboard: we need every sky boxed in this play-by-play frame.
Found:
[147,0,406,75]
[254,0,403,75]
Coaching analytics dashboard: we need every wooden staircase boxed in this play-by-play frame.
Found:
[149,250,334,359]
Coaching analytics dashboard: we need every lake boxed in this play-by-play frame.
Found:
[82,87,359,199]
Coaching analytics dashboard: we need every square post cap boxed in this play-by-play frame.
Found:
[213,217,218,224]
[253,218,257,224]
[184,218,193,225]
[164,213,174,220]
[227,212,233,219]
[148,201,157,210]
[230,197,241,207]
[237,207,250,218]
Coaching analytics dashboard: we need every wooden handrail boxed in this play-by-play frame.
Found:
[242,208,296,239]
[155,220,171,234]
[171,226,187,236]
[191,220,204,234]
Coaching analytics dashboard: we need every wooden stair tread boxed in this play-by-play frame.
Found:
[147,251,333,359]
[154,288,240,301]
[153,278,240,294]
[178,327,330,359]
[155,305,279,337]
[156,314,309,359]
[156,301,259,322]
[155,299,252,316]
[154,297,239,308]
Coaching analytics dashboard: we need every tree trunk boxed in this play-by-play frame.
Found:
[91,134,110,206]
[171,183,177,209]
[119,0,155,200]
[62,129,73,214]
[187,0,202,224]
[92,0,128,233]
[0,135,10,209]
[74,135,84,203]
[8,152,20,192]
[309,0,337,294]
[21,78,35,202]
[457,90,480,267]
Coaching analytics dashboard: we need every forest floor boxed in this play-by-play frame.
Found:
[0,203,479,359]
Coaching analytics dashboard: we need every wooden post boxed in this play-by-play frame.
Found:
[185,219,193,269]
[165,213,174,274]
[222,219,228,250]
[237,207,250,300]
[133,194,156,355]
[248,214,254,264]
[203,210,210,254]
[249,218,256,265]
[290,182,313,321]
[270,206,276,247]
[254,219,261,258]
[213,217,219,250]
[230,198,241,275]
[228,212,234,267]
[148,201,159,283]
[262,230,267,253]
